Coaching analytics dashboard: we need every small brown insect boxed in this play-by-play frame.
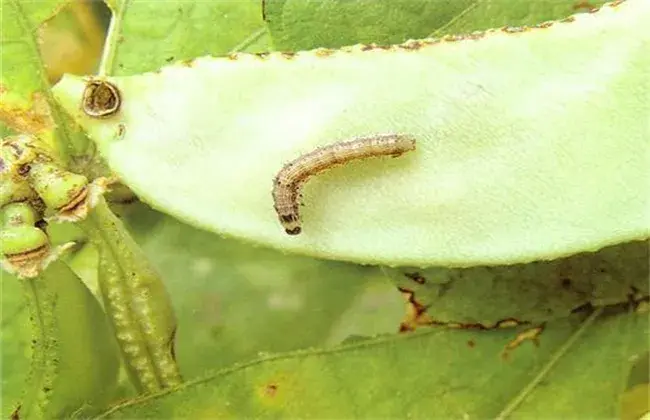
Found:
[81,80,121,118]
[272,134,416,235]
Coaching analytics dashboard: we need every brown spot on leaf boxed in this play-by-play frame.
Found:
[82,80,121,118]
[17,164,31,176]
[467,340,476,348]
[573,1,595,10]
[264,383,278,398]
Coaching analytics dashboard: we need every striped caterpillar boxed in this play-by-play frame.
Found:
[273,134,416,235]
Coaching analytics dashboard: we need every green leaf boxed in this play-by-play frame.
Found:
[11,261,121,418]
[1,0,62,108]
[264,0,478,50]
[385,240,649,326]
[0,0,89,159]
[0,273,31,418]
[119,204,403,378]
[52,0,650,266]
[98,0,267,76]
[264,0,612,50]
[97,309,648,418]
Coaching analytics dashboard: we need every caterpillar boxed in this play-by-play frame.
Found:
[273,134,416,235]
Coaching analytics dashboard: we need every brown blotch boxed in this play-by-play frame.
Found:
[403,271,426,284]
[280,51,296,59]
[467,340,476,348]
[82,80,121,118]
[360,44,375,51]
[561,16,576,23]
[264,383,278,398]
[573,1,595,10]
[17,164,30,176]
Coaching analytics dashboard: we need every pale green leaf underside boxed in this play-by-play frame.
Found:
[53,1,650,267]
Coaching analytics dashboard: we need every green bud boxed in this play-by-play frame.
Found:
[2,202,40,227]
[0,175,36,208]
[0,225,48,256]
[27,162,88,211]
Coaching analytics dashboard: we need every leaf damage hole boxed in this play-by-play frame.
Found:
[397,286,530,333]
[501,325,545,360]
[404,271,426,284]
[397,286,432,332]
[82,79,121,118]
